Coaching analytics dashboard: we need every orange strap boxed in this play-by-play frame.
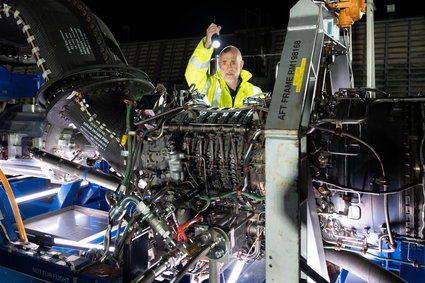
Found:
[0,168,28,242]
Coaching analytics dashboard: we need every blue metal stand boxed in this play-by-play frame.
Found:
[0,65,43,99]
[49,181,82,211]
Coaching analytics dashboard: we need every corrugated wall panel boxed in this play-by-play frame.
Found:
[8,17,425,96]
[352,17,425,96]
[120,38,199,88]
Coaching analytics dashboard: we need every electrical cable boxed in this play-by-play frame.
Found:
[122,103,134,189]
[0,222,12,243]
[0,168,28,242]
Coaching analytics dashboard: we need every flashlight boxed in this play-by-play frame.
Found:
[212,34,221,49]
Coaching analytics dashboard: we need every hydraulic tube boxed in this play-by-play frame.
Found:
[108,194,176,247]
[29,148,121,191]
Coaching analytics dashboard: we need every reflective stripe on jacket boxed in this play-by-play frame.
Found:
[185,38,262,108]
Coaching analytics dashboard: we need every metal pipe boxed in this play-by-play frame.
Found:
[310,126,395,247]
[186,155,208,194]
[377,234,396,252]
[109,195,142,221]
[324,249,407,283]
[134,107,184,125]
[29,148,121,191]
[322,237,394,253]
[243,130,264,162]
[366,0,375,95]
[208,260,220,283]
[169,245,214,283]
[313,178,422,196]
[163,123,248,134]
[242,130,264,191]
[132,253,185,283]
[310,126,385,179]
[383,193,395,247]
[314,97,425,125]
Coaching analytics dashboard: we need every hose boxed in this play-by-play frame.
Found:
[0,168,28,242]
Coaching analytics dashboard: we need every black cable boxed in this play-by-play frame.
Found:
[299,256,329,283]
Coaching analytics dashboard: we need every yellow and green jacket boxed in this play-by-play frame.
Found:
[185,38,262,108]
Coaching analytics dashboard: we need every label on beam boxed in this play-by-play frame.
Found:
[293,58,307,93]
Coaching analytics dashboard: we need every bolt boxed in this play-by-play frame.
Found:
[213,248,225,259]
[199,233,210,245]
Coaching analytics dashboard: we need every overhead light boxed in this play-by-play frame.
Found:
[15,181,90,204]
[386,4,395,13]
[15,187,61,204]
[54,237,115,252]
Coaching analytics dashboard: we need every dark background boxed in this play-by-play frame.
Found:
[83,1,424,43]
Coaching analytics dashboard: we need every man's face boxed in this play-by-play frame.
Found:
[219,49,244,84]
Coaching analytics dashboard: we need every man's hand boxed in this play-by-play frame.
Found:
[204,23,221,49]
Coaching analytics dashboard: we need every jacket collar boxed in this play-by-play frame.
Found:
[216,69,253,83]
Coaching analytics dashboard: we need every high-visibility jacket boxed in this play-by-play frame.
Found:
[185,38,262,108]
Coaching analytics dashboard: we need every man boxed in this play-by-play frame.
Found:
[185,23,262,108]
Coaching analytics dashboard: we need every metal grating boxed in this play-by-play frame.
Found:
[352,17,425,96]
[120,38,199,89]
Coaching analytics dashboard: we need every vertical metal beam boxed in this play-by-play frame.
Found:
[265,0,326,281]
[366,0,376,95]
[265,0,357,281]
[265,130,300,282]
